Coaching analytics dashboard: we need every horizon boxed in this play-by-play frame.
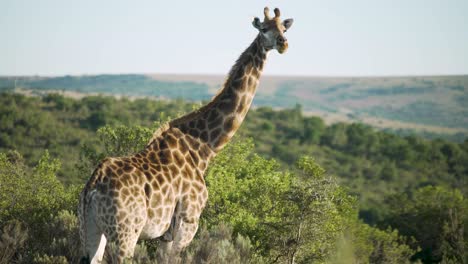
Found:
[2,72,468,79]
[1,1,468,76]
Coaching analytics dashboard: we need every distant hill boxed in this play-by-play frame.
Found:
[1,74,467,140]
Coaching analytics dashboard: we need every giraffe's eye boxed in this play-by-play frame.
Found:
[261,28,268,33]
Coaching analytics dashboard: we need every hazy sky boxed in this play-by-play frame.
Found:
[1,0,467,76]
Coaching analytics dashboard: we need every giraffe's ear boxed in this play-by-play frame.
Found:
[283,18,294,30]
[252,17,262,30]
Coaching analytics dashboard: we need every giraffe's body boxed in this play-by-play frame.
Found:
[78,7,293,263]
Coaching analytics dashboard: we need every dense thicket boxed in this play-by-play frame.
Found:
[0,92,467,263]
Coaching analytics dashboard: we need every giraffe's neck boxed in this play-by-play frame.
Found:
[167,35,268,155]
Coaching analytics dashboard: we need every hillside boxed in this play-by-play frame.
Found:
[1,74,467,141]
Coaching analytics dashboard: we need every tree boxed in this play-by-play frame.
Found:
[0,150,80,262]
[384,186,467,263]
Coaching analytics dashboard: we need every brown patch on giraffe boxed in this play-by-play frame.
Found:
[143,172,151,182]
[188,120,196,128]
[223,116,235,132]
[109,178,118,189]
[171,127,184,137]
[196,120,206,130]
[150,139,160,151]
[158,149,171,164]
[144,183,151,200]
[207,109,218,122]
[148,209,154,219]
[156,174,165,186]
[200,161,207,171]
[142,163,149,170]
[105,198,112,207]
[155,208,163,216]
[151,180,159,190]
[127,196,135,205]
[197,195,205,205]
[208,116,223,130]
[181,180,190,193]
[97,183,108,193]
[253,55,261,67]
[230,78,242,90]
[247,76,254,87]
[192,183,203,192]
[131,173,142,186]
[218,100,236,114]
[151,193,162,206]
[199,145,212,160]
[164,196,173,205]
[169,164,180,176]
[166,133,178,148]
[219,86,234,101]
[123,163,133,173]
[210,128,222,142]
[161,184,169,194]
[172,150,185,167]
[185,153,197,169]
[216,135,231,149]
[117,211,127,222]
[200,131,209,142]
[195,170,204,182]
[120,174,132,186]
[148,152,158,163]
[182,165,193,179]
[131,186,139,196]
[121,187,130,197]
[239,95,247,110]
[159,140,169,150]
[179,138,190,153]
[188,149,200,165]
[105,167,113,177]
[188,129,200,138]
[185,136,200,150]
[178,123,189,133]
[173,177,181,192]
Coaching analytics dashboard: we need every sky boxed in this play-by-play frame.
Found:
[1,0,467,77]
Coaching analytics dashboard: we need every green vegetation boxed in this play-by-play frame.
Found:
[365,101,468,128]
[2,74,467,138]
[0,92,467,263]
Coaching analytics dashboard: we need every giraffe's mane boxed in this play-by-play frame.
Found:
[149,91,222,140]
[151,121,171,138]
[168,88,224,127]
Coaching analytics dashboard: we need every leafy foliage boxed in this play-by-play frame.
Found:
[0,92,467,262]
[384,186,468,263]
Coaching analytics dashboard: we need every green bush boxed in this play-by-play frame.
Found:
[0,151,80,262]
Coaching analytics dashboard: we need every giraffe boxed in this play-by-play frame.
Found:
[78,7,293,263]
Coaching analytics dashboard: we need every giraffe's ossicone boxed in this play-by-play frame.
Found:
[78,7,293,264]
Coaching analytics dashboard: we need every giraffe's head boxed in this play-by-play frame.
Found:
[252,7,294,54]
